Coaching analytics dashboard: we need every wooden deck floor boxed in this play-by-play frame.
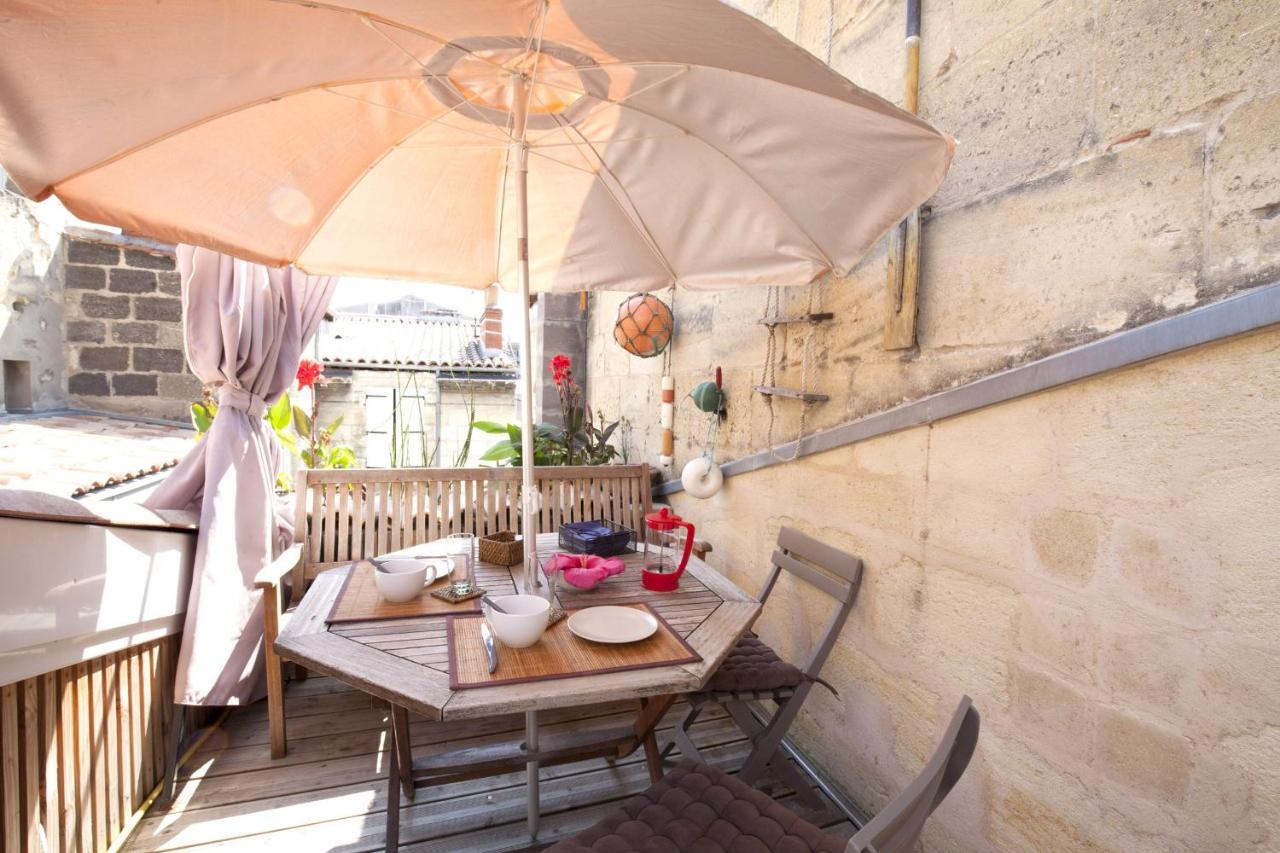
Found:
[123,676,854,852]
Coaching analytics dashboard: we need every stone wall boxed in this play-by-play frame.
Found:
[583,0,1280,849]
[62,234,199,422]
[0,170,69,412]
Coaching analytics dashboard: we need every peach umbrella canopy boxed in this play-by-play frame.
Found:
[0,0,952,294]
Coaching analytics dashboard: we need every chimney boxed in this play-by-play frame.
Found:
[482,283,503,351]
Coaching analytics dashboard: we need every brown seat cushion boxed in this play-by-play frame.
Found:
[704,634,804,694]
[544,761,845,853]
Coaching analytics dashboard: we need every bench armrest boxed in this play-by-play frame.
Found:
[254,543,303,590]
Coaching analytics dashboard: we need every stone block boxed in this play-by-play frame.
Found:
[78,346,129,371]
[156,324,185,348]
[919,566,1019,705]
[134,296,182,322]
[65,265,106,291]
[1017,595,1097,684]
[1103,628,1197,716]
[157,271,182,296]
[66,320,106,344]
[133,347,185,373]
[1110,518,1209,622]
[68,372,109,396]
[111,373,158,397]
[1097,708,1192,801]
[1010,663,1095,760]
[158,373,203,401]
[1206,92,1280,290]
[1094,0,1280,143]
[920,131,1203,350]
[80,293,131,320]
[921,0,1095,207]
[111,322,158,345]
[109,268,157,294]
[1030,509,1102,587]
[124,249,175,270]
[67,240,119,265]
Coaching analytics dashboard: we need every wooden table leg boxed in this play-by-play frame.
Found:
[390,705,414,801]
[637,696,676,784]
[386,719,400,852]
[526,710,540,841]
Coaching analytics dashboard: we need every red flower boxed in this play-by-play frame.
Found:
[551,353,572,386]
[296,359,324,390]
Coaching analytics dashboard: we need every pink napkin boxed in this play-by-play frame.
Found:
[549,552,626,590]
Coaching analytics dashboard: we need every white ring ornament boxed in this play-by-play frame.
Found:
[681,456,724,499]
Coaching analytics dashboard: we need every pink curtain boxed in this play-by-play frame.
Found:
[145,245,335,706]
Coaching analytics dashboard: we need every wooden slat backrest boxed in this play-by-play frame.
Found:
[291,465,652,590]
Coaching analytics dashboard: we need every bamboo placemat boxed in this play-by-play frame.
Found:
[448,603,700,690]
[327,560,482,624]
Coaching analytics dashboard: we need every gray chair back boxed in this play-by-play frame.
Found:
[846,696,980,853]
[758,526,863,681]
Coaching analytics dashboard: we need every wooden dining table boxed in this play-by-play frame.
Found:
[274,531,760,847]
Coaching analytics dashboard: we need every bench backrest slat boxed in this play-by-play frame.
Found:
[291,465,651,593]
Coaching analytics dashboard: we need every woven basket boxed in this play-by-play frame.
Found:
[480,531,523,566]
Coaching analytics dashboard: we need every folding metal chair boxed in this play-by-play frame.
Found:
[548,696,980,853]
[665,526,863,808]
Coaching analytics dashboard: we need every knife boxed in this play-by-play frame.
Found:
[480,622,499,674]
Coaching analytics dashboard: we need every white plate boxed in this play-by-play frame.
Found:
[567,606,659,644]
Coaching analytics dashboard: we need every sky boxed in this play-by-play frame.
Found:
[331,277,525,320]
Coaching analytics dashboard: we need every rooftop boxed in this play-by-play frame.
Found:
[315,312,516,372]
[0,410,193,498]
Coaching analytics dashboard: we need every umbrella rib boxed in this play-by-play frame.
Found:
[321,87,512,146]
[542,106,680,285]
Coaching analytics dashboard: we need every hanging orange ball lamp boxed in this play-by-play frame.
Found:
[613,293,673,358]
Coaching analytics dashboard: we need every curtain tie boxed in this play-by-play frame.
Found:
[216,384,268,418]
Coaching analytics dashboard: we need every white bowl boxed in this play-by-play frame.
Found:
[372,559,428,603]
[484,594,550,648]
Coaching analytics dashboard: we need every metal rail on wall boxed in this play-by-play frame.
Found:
[658,280,1280,495]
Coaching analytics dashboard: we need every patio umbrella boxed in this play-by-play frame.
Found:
[0,0,951,606]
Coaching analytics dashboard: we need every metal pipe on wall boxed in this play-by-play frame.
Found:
[884,0,924,350]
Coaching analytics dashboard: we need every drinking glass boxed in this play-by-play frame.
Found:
[445,533,477,595]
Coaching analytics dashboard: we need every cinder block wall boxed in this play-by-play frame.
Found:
[584,1,1280,850]
[62,234,200,422]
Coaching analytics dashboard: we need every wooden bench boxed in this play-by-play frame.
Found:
[257,464,652,758]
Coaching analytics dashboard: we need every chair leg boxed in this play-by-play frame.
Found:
[390,704,415,802]
[262,585,287,759]
[727,695,823,810]
[664,702,706,763]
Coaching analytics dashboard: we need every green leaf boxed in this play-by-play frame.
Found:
[328,446,356,469]
[292,405,312,438]
[324,414,345,434]
[480,439,517,462]
[190,401,216,434]
[267,394,292,431]
[471,420,509,434]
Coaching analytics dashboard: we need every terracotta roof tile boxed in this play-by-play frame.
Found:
[0,411,194,498]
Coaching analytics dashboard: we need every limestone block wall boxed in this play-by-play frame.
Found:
[583,0,1280,849]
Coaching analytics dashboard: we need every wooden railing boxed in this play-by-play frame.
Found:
[0,637,196,853]
[294,465,652,584]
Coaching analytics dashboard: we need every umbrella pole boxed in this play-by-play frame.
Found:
[511,73,539,597]
[510,72,542,843]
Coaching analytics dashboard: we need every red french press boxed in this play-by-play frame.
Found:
[641,507,696,591]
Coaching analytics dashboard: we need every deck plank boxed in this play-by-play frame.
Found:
[125,677,845,852]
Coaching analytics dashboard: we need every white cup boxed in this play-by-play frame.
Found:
[373,559,428,603]
[483,594,550,648]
